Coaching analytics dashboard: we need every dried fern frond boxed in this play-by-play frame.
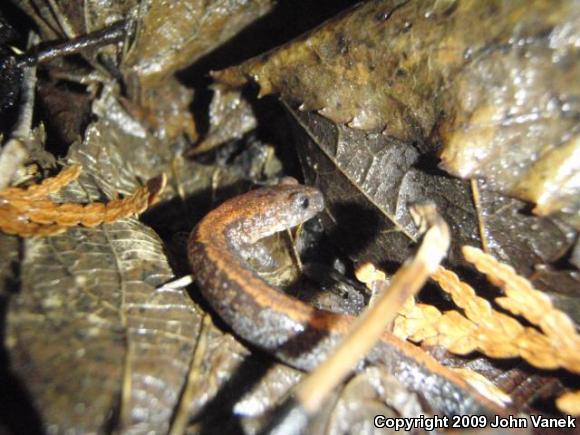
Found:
[394,269,577,372]
[0,165,82,200]
[7,185,152,226]
[391,247,580,374]
[556,390,580,416]
[434,267,574,370]
[365,244,580,414]
[0,203,66,237]
[0,165,165,237]
[366,247,579,416]
[463,246,580,369]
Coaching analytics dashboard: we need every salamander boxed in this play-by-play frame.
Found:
[187,182,504,416]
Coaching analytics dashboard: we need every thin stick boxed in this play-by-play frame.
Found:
[157,275,194,291]
[15,21,127,67]
[470,178,490,253]
[294,202,450,414]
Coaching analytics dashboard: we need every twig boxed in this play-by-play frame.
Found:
[157,275,194,292]
[294,202,450,414]
[15,21,127,68]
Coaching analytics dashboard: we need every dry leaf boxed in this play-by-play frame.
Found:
[216,0,579,229]
[5,171,202,433]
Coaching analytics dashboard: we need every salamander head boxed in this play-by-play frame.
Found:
[234,183,325,243]
[278,184,325,227]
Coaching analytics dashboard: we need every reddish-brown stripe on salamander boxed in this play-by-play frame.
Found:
[188,183,505,416]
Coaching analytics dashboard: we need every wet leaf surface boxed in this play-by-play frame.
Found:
[122,0,274,88]
[438,9,580,230]
[1,0,579,432]
[191,85,257,155]
[430,349,565,414]
[0,10,23,115]
[3,159,204,432]
[290,106,481,269]
[216,0,578,269]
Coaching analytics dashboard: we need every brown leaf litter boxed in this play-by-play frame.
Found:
[359,246,580,414]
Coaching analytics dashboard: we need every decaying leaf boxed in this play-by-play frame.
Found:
[215,0,438,136]
[5,173,203,432]
[384,246,579,412]
[1,62,300,433]
[215,0,579,229]
[2,0,578,431]
[122,0,274,89]
[0,59,289,435]
[291,107,480,269]
[191,84,257,155]
[214,0,579,289]
[438,21,580,229]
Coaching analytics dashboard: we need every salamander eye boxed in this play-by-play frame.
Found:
[290,192,310,210]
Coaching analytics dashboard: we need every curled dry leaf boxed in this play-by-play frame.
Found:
[191,85,258,155]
